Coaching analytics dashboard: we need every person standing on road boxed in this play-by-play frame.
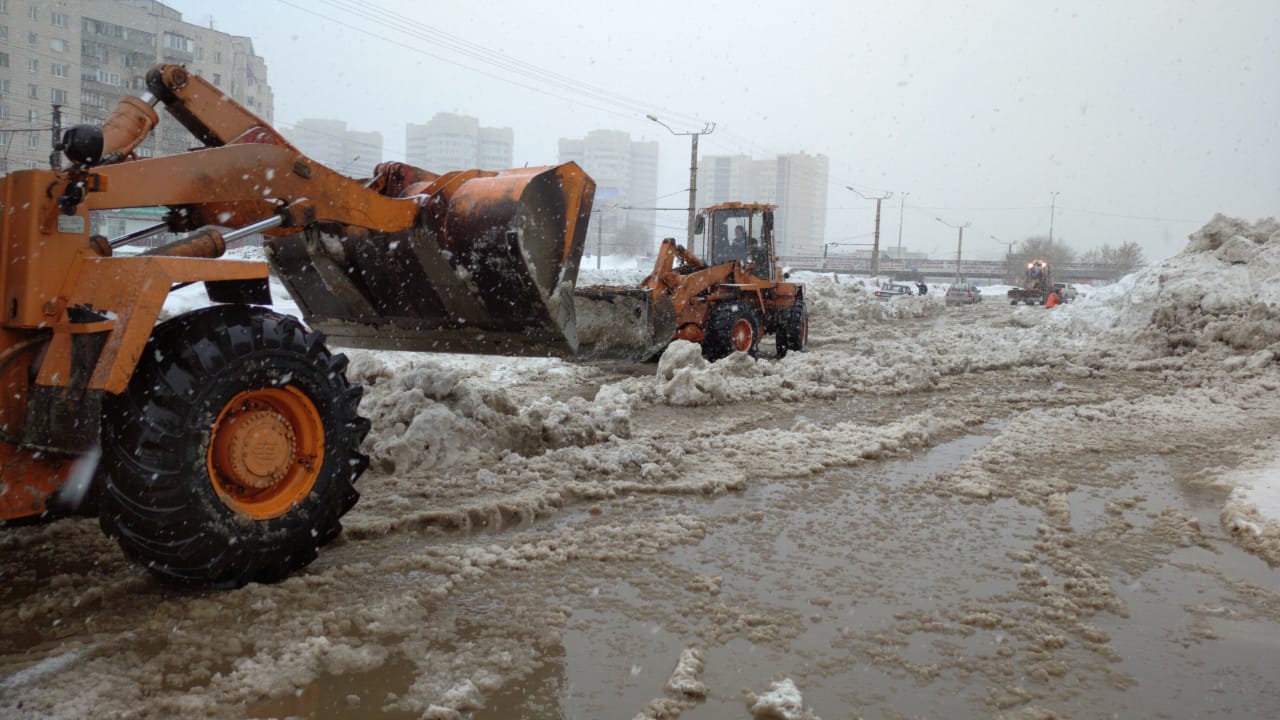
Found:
[1045,290,1061,308]
[916,281,928,296]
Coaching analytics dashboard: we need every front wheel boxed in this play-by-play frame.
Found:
[703,302,761,361]
[99,305,370,588]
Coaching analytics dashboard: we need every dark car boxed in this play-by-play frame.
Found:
[945,282,983,306]
[874,283,915,301]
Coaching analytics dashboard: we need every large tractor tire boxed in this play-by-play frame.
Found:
[776,297,809,359]
[99,305,370,588]
[703,301,761,361]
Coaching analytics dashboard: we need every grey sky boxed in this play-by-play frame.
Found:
[167,0,1278,262]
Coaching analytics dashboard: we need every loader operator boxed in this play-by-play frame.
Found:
[728,225,750,261]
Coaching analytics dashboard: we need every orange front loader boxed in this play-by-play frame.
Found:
[575,202,808,361]
[0,64,594,587]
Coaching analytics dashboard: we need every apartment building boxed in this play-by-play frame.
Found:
[290,118,382,178]
[405,112,513,172]
[0,0,272,174]
[558,129,659,257]
[696,151,829,256]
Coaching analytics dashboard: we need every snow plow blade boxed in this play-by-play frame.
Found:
[572,286,677,361]
[266,163,595,357]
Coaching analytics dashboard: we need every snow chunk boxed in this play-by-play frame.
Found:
[663,647,708,698]
[747,677,820,720]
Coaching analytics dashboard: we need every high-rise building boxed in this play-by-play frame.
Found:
[290,119,382,177]
[0,0,273,174]
[405,112,513,172]
[697,151,829,256]
[558,130,658,256]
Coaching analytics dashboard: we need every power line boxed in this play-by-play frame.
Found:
[275,0,703,131]
[315,0,707,130]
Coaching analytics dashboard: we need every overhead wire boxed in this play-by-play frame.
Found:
[314,0,708,130]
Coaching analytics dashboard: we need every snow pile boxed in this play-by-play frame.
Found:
[747,678,820,720]
[1220,452,1280,564]
[350,354,633,474]
[1053,215,1280,354]
[802,275,942,329]
[663,647,708,698]
[656,340,732,406]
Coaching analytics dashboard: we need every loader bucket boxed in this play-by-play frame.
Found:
[572,285,676,361]
[266,163,595,357]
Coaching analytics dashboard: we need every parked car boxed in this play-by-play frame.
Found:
[1052,282,1078,303]
[874,283,915,301]
[945,282,983,306]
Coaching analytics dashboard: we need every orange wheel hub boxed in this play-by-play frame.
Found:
[731,318,754,352]
[208,386,324,519]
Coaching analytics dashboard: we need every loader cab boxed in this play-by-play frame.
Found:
[698,202,777,279]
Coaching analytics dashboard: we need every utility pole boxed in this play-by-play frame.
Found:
[896,191,909,260]
[49,104,63,170]
[1048,191,1060,255]
[846,186,892,278]
[936,217,971,283]
[992,235,1016,283]
[648,114,715,248]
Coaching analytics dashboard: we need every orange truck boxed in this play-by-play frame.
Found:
[0,64,594,587]
[575,202,808,360]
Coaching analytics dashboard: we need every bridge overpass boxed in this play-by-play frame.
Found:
[780,256,1119,284]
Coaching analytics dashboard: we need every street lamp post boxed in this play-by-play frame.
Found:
[845,186,892,278]
[936,217,971,283]
[992,235,1016,283]
[648,114,715,248]
[896,191,909,260]
[1048,191,1060,255]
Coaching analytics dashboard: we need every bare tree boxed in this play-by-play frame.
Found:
[1079,241,1146,282]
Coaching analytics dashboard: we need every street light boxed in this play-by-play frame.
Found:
[647,114,715,248]
[992,234,1016,284]
[1048,191,1060,250]
[936,217,970,282]
[896,191,909,260]
[845,186,892,277]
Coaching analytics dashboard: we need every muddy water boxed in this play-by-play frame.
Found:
[245,428,1280,719]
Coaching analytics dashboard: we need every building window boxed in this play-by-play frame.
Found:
[0,1,7,13]
[0,25,6,39]
[81,91,106,109]
[51,62,67,78]
[50,37,66,52]
[27,31,36,45]
[212,73,221,86]
[50,11,67,28]
[51,88,67,104]
[27,5,37,20]
[26,161,37,170]
[82,41,109,62]
[0,52,7,67]
[27,83,37,99]
[213,50,222,63]
[27,109,36,122]
[26,57,37,73]
[163,32,192,52]
[0,105,7,119]
[26,133,38,149]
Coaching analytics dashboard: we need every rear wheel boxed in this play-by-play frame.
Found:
[776,297,808,359]
[703,302,761,361]
[99,305,370,588]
